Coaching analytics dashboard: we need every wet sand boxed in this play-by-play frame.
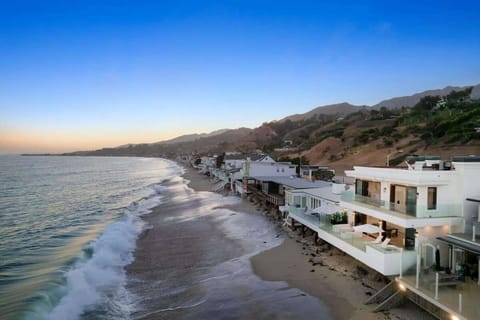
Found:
[127,167,333,319]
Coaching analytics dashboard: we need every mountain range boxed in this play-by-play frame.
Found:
[62,83,480,173]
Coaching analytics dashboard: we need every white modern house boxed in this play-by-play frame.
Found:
[286,156,480,278]
[338,155,480,320]
[224,153,275,171]
[207,153,279,193]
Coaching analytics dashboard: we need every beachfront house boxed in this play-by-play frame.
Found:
[299,165,335,181]
[285,155,480,319]
[340,156,480,276]
[197,155,217,174]
[209,153,278,193]
[387,156,480,320]
[286,156,480,278]
[224,153,275,170]
[283,183,345,226]
[250,175,331,207]
[235,161,297,196]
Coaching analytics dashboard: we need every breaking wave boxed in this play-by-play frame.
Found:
[46,184,165,320]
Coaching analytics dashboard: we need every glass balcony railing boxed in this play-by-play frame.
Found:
[286,206,402,254]
[341,192,462,218]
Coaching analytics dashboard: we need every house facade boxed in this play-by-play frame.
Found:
[286,155,480,280]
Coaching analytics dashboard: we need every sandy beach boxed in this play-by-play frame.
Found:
[127,164,435,320]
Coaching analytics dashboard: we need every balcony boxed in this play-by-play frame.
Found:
[399,266,480,320]
[287,206,415,275]
[340,192,463,228]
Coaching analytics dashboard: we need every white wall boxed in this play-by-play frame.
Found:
[225,159,245,169]
[416,225,451,267]
[454,162,480,232]
[242,162,296,177]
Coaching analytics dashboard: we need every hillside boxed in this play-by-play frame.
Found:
[63,84,480,173]
[154,129,230,145]
[287,87,480,173]
[372,84,480,109]
[65,128,252,157]
[279,102,366,122]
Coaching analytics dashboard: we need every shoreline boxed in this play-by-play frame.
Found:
[180,163,436,320]
[128,161,434,319]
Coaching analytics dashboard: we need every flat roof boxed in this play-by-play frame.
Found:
[452,155,480,162]
[289,187,341,203]
[252,176,330,189]
[437,235,480,255]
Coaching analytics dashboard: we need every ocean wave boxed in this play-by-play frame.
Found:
[46,184,164,320]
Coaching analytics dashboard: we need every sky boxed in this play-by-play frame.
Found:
[1,1,480,153]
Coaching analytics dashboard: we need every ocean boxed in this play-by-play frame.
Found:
[0,155,181,320]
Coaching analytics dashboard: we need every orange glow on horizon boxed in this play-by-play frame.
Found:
[0,127,185,154]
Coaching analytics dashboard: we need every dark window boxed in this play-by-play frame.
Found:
[355,179,363,195]
[428,187,437,210]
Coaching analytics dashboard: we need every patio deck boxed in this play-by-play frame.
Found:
[287,207,415,275]
[398,274,480,320]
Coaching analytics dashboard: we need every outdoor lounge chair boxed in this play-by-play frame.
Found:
[371,234,383,244]
[380,238,391,247]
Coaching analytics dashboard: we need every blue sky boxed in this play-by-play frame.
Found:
[1,1,480,152]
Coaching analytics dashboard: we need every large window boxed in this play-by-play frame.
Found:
[427,187,437,210]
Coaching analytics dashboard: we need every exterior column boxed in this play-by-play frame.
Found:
[459,293,463,313]
[448,245,453,271]
[399,248,403,278]
[416,245,421,288]
[478,256,480,286]
[452,245,456,274]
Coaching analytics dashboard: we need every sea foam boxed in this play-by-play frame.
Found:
[47,184,165,320]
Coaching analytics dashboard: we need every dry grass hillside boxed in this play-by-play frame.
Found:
[299,137,480,175]
[66,85,480,164]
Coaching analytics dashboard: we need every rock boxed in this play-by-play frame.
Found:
[373,273,384,282]
[310,253,316,257]
[365,291,373,296]
[310,269,315,272]
[355,266,369,277]
[309,257,324,266]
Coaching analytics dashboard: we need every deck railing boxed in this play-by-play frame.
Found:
[287,206,402,254]
[341,192,462,218]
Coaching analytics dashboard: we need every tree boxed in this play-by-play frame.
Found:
[414,95,441,111]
